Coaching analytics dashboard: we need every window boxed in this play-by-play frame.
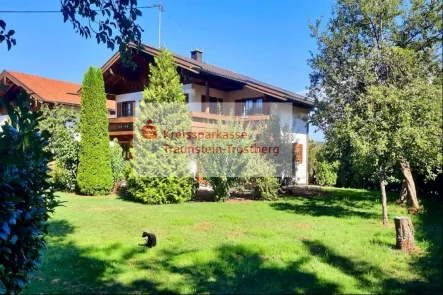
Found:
[122,101,133,117]
[209,97,223,114]
[117,101,135,117]
[241,98,264,116]
[184,93,189,103]
[201,95,223,114]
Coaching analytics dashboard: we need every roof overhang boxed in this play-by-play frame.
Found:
[93,42,315,107]
[0,70,45,101]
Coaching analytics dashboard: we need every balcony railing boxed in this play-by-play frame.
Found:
[109,116,134,136]
[108,112,270,136]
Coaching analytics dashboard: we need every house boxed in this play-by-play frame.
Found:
[0,70,116,126]
[99,43,314,184]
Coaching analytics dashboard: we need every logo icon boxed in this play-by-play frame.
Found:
[142,119,157,139]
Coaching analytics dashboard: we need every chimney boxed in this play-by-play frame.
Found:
[190,48,203,62]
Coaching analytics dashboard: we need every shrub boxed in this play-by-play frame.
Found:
[51,160,77,191]
[126,174,195,204]
[76,67,113,195]
[127,48,193,204]
[0,93,59,294]
[110,138,125,192]
[39,104,79,192]
[251,177,280,200]
[316,161,338,187]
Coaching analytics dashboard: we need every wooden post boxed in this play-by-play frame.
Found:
[394,216,415,252]
[205,82,210,113]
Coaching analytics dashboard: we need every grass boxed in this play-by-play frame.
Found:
[26,188,442,294]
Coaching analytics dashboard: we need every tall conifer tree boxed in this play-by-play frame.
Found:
[77,66,113,195]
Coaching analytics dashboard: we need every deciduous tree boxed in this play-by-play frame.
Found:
[309,0,442,221]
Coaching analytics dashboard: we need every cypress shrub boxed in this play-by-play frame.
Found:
[76,66,113,195]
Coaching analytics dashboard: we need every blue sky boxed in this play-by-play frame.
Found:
[0,0,332,141]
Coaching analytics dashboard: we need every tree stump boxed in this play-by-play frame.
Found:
[394,216,415,252]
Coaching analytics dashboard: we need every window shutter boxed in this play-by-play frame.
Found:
[235,99,243,116]
[117,102,122,117]
[297,144,303,164]
[130,101,135,116]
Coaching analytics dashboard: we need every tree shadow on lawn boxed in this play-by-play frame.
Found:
[31,199,442,295]
[271,187,407,219]
[31,220,341,294]
[409,198,443,292]
[303,239,441,294]
[269,201,379,219]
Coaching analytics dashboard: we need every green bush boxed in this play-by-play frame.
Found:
[110,138,125,192]
[39,104,79,192]
[0,93,59,294]
[124,163,194,204]
[76,67,113,195]
[127,48,193,204]
[251,177,280,200]
[316,161,338,187]
[51,160,77,191]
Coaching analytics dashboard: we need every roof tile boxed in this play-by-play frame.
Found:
[2,70,115,110]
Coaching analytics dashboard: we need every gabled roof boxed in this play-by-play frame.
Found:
[102,43,314,107]
[172,49,313,105]
[0,70,116,110]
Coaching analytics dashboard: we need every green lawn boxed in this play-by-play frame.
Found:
[26,188,442,294]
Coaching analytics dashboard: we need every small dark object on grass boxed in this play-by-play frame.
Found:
[141,231,157,248]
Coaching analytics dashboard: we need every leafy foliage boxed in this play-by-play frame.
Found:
[308,0,442,220]
[0,92,59,294]
[1,0,144,66]
[316,161,338,187]
[110,138,125,191]
[196,110,255,201]
[126,48,194,204]
[76,67,113,195]
[0,20,16,50]
[342,79,442,183]
[125,170,195,204]
[308,140,322,184]
[251,177,280,200]
[39,104,80,192]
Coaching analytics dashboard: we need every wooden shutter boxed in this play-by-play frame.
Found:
[294,144,303,164]
[117,102,122,117]
[235,99,243,116]
[130,101,135,116]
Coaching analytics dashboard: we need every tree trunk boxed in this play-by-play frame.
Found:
[396,180,407,204]
[394,216,415,252]
[400,160,419,212]
[380,180,389,225]
[112,181,120,194]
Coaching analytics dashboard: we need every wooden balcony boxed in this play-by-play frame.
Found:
[108,112,270,138]
[190,111,270,133]
[189,111,270,122]
[109,116,134,136]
